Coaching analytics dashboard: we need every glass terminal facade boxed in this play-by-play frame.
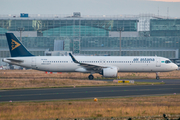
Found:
[0,14,180,66]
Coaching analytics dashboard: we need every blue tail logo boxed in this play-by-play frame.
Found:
[6,33,34,57]
[11,39,21,50]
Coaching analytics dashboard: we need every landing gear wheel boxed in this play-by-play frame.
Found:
[156,76,160,80]
[156,72,160,80]
[88,75,94,80]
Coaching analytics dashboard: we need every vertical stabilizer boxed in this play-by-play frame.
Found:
[5,33,34,57]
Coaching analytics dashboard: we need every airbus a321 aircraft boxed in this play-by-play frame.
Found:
[2,33,178,80]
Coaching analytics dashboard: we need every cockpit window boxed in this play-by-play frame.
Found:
[165,60,171,63]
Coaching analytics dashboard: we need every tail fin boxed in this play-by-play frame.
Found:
[5,33,34,57]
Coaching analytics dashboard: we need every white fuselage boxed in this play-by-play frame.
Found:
[3,56,178,73]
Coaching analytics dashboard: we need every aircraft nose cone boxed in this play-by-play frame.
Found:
[171,64,178,70]
[176,65,178,70]
[174,64,178,70]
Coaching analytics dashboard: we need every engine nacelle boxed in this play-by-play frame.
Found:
[100,67,118,77]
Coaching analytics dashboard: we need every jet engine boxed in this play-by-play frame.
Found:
[100,67,118,77]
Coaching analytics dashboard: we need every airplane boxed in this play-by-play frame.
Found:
[2,33,178,80]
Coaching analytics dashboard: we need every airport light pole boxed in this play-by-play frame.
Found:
[17,28,24,42]
[119,27,124,56]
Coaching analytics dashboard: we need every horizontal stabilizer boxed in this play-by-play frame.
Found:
[7,59,24,63]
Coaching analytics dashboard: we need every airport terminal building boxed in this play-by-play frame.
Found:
[0,13,180,66]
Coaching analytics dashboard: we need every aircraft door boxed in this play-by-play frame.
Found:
[31,58,36,69]
[156,58,161,67]
[100,59,106,65]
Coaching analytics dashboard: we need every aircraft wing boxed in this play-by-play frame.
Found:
[69,53,106,71]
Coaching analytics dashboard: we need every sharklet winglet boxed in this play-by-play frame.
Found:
[69,53,79,63]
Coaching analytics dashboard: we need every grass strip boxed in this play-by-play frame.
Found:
[0,95,179,120]
[0,81,164,90]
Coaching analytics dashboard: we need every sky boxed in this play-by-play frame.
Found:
[0,0,180,18]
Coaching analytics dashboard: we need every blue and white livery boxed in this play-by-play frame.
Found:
[3,33,178,80]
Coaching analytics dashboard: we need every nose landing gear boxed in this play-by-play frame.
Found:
[156,72,160,80]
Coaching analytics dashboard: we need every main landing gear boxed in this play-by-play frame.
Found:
[156,72,160,80]
[88,74,94,80]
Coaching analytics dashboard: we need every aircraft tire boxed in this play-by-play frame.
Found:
[88,75,94,80]
[156,76,160,80]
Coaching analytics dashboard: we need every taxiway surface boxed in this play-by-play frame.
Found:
[0,79,180,102]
